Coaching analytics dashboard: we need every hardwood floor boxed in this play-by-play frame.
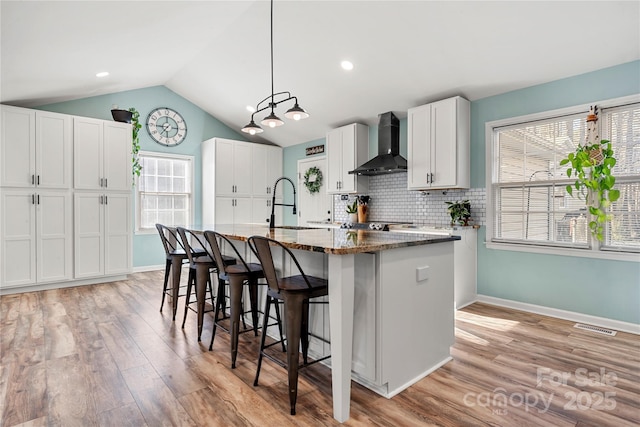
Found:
[1,270,638,426]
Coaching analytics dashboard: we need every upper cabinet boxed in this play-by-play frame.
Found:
[210,138,252,197]
[1,106,72,189]
[326,123,369,194]
[74,117,132,191]
[252,143,283,196]
[407,96,470,190]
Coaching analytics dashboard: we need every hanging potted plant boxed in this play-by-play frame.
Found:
[111,105,133,123]
[559,106,619,241]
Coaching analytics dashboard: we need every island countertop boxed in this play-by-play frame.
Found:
[203,223,460,255]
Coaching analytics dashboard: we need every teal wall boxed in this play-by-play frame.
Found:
[38,85,248,268]
[473,60,640,324]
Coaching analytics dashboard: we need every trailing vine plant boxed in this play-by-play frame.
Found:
[129,107,142,184]
[559,106,619,241]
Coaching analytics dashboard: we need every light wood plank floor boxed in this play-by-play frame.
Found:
[1,270,638,426]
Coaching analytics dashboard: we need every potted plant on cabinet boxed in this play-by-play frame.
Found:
[560,106,619,241]
[445,200,471,226]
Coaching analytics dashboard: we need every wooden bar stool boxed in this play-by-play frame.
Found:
[204,230,272,369]
[248,236,330,416]
[155,223,203,321]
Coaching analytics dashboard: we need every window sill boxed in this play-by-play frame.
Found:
[485,241,640,263]
[135,228,157,236]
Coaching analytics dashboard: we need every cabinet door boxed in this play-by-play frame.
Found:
[37,191,72,283]
[340,125,356,193]
[74,117,104,190]
[105,193,131,274]
[431,98,457,187]
[215,197,235,224]
[252,197,271,225]
[0,190,36,287]
[215,140,235,196]
[233,143,252,196]
[234,197,252,224]
[74,192,104,278]
[103,122,132,191]
[326,129,342,193]
[266,145,283,195]
[407,104,432,190]
[1,106,35,188]
[36,111,72,189]
[251,144,269,196]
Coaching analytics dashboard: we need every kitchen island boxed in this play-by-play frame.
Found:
[203,224,459,423]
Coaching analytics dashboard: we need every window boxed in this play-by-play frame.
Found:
[487,96,640,256]
[136,152,193,231]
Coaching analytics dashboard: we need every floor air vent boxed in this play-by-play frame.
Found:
[574,323,617,336]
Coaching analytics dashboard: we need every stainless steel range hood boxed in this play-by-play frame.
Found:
[349,112,407,176]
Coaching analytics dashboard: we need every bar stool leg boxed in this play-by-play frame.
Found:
[209,279,226,351]
[284,293,306,416]
[195,265,209,342]
[229,274,244,369]
[181,268,195,328]
[248,280,260,336]
[273,299,286,352]
[254,295,273,386]
[160,258,172,312]
[170,256,182,321]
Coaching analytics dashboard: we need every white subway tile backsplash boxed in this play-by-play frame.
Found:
[333,174,486,226]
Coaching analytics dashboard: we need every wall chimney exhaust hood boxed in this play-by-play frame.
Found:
[349,112,407,176]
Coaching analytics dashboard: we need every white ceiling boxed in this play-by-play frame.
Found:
[2,1,639,147]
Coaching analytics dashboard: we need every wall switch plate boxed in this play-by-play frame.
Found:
[341,194,349,200]
[416,266,430,282]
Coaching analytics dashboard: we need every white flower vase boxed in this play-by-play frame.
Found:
[349,213,358,223]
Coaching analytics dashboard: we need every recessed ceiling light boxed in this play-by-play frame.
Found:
[246,105,256,113]
[96,71,109,78]
[341,60,354,71]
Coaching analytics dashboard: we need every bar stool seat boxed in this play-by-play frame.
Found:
[248,236,330,416]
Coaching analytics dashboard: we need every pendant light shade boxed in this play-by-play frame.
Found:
[241,120,264,135]
[284,103,309,121]
[242,0,309,134]
[261,111,284,128]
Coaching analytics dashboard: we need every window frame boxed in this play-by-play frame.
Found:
[134,151,195,235]
[485,94,640,262]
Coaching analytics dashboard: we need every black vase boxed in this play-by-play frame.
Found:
[111,109,133,123]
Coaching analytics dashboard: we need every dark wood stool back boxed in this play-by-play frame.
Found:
[155,223,189,320]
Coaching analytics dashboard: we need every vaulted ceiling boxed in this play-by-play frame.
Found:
[2,1,639,147]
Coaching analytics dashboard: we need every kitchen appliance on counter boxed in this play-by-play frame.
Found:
[340,221,411,231]
[388,224,478,309]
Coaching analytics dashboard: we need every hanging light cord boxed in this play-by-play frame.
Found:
[270,0,275,111]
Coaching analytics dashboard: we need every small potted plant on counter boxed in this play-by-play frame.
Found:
[357,195,370,223]
[346,200,358,223]
[446,200,471,226]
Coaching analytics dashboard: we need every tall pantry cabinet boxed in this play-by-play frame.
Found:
[0,105,132,291]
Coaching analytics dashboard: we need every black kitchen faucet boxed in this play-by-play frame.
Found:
[269,177,297,229]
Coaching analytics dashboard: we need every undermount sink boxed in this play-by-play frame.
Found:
[272,225,316,230]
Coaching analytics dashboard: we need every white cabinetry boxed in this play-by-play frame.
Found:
[202,138,283,225]
[326,123,369,194]
[74,192,131,279]
[0,189,72,288]
[407,96,470,190]
[74,117,132,191]
[1,106,72,189]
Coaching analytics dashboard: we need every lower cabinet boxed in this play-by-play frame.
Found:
[251,197,284,226]
[74,192,131,279]
[0,189,72,288]
[214,196,252,225]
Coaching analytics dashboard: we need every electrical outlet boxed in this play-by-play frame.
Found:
[341,194,349,201]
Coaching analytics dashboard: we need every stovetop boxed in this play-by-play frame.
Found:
[340,221,410,231]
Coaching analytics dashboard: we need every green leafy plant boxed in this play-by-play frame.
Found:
[346,200,358,214]
[129,107,142,184]
[445,200,471,226]
[560,139,619,241]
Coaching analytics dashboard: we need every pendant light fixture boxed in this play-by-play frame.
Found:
[241,0,309,135]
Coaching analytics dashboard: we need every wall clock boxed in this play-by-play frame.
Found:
[146,107,187,146]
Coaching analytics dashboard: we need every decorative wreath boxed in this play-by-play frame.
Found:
[303,166,323,194]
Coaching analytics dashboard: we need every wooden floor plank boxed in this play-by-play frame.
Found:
[1,271,638,427]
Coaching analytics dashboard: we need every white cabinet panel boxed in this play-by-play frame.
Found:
[326,123,368,194]
[252,144,283,196]
[214,139,235,196]
[407,96,469,190]
[74,193,104,278]
[234,143,252,196]
[105,193,131,274]
[37,191,72,283]
[0,190,36,287]
[0,106,35,188]
[74,117,131,190]
[36,111,72,189]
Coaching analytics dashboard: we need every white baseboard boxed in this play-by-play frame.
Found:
[0,275,129,296]
[132,264,165,273]
[476,294,640,335]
